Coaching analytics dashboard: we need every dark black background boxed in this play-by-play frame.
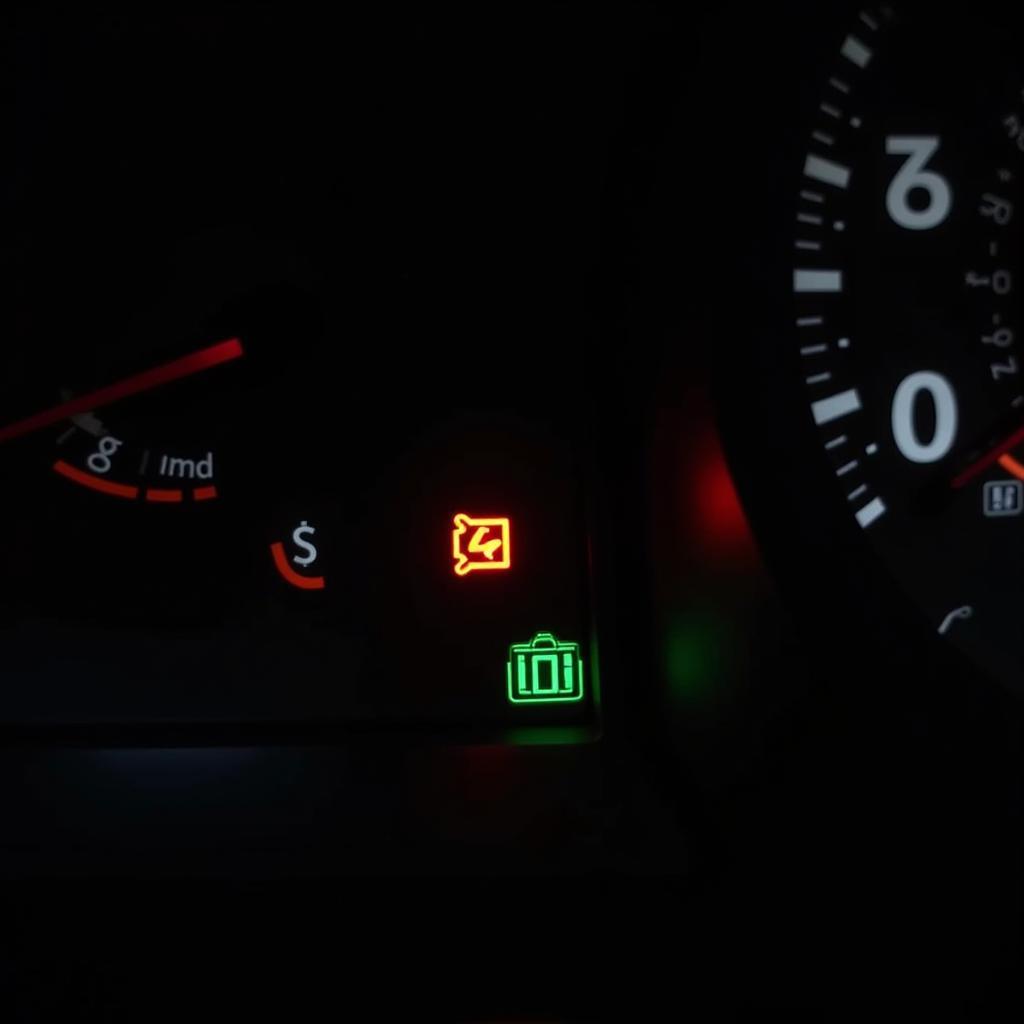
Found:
[1,2,1020,1018]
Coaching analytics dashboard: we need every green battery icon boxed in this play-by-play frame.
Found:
[506,632,584,705]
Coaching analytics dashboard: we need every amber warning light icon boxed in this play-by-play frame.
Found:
[452,513,511,576]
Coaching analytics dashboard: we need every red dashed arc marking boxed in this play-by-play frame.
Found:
[145,488,183,503]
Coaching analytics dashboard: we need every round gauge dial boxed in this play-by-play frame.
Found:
[792,4,1024,693]
[0,264,329,625]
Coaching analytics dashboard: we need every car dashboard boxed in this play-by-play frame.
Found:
[2,3,1021,1017]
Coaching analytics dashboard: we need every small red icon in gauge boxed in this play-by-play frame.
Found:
[270,520,325,590]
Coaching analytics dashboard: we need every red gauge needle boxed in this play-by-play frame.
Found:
[950,420,1024,489]
[0,337,244,445]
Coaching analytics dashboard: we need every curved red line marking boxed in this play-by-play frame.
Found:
[53,460,138,499]
[270,542,325,590]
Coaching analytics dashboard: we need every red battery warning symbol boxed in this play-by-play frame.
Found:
[452,514,511,577]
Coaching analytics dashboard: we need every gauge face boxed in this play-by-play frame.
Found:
[2,9,605,736]
[792,4,1024,693]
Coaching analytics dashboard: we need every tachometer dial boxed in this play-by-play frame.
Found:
[791,4,1024,693]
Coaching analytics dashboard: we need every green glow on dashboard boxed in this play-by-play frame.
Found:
[664,610,731,704]
[503,726,598,746]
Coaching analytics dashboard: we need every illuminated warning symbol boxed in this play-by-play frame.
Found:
[506,632,584,704]
[452,513,511,576]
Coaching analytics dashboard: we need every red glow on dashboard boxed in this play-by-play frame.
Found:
[689,439,757,560]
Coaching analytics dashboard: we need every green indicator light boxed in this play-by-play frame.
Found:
[506,632,584,705]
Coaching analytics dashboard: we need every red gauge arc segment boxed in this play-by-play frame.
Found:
[270,541,325,590]
[53,460,139,499]
[145,488,184,503]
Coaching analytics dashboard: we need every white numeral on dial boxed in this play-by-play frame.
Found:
[886,136,953,230]
[891,371,958,462]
